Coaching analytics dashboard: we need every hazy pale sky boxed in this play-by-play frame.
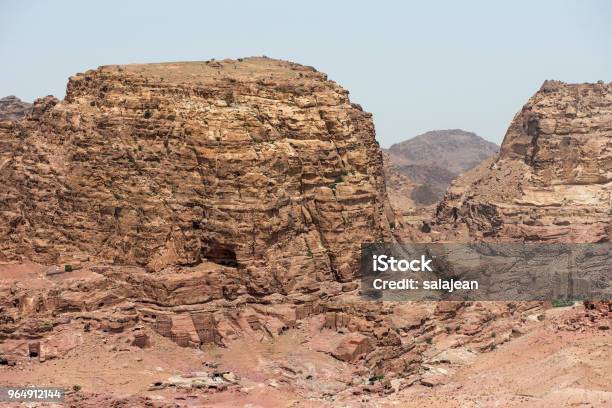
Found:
[1,0,610,146]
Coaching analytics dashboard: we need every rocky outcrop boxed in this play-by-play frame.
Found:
[434,81,611,242]
[332,332,372,362]
[1,61,609,407]
[0,58,394,294]
[386,130,498,207]
[0,59,412,383]
[0,96,32,121]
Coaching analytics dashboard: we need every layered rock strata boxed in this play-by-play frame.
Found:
[0,58,394,295]
[434,81,611,242]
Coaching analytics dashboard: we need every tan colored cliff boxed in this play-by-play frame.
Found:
[434,80,611,242]
[2,70,609,406]
[0,58,394,294]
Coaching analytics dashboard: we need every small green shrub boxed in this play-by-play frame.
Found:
[552,299,574,308]
[41,321,54,331]
[143,110,152,119]
[64,264,73,272]
[72,384,81,392]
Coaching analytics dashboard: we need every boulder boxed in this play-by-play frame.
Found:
[332,332,373,362]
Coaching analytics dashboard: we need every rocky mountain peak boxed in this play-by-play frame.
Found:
[384,129,499,207]
[434,81,611,242]
[0,95,32,120]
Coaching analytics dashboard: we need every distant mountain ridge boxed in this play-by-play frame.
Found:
[384,129,499,207]
[0,96,32,120]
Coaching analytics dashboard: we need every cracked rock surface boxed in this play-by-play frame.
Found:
[0,57,394,294]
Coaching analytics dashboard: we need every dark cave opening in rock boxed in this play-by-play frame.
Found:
[201,240,238,267]
[28,342,40,358]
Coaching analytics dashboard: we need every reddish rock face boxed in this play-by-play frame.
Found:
[332,332,373,362]
[434,81,611,243]
[0,61,609,406]
[0,58,394,294]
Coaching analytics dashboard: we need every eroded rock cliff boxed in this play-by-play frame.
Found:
[1,69,608,407]
[0,58,394,294]
[434,81,611,242]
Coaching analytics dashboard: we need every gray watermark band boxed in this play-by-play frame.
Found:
[360,243,610,301]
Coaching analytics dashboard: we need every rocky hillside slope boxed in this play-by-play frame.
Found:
[1,66,609,407]
[382,152,420,212]
[433,81,611,242]
[1,60,534,402]
[385,130,498,206]
[0,58,394,294]
[0,96,32,120]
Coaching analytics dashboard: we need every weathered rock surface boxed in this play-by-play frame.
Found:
[1,59,438,391]
[0,58,394,294]
[1,66,609,407]
[331,332,372,362]
[385,130,498,207]
[0,96,32,121]
[433,81,611,242]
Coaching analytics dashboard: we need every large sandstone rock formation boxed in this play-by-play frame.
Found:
[2,68,609,406]
[434,81,611,242]
[0,96,32,121]
[0,58,394,294]
[385,130,498,207]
